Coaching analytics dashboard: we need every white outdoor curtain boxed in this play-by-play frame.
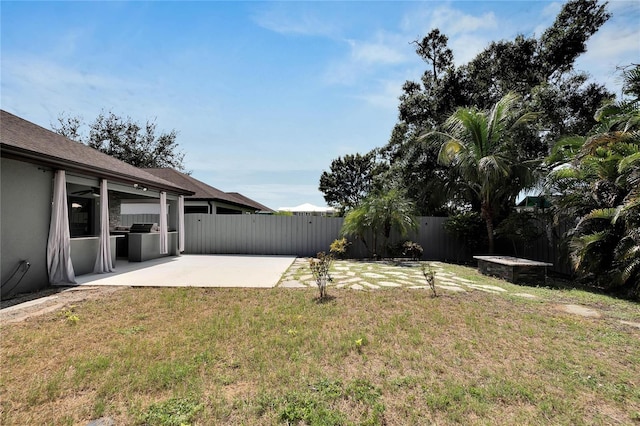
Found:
[159,191,168,254]
[178,195,185,252]
[47,170,76,284]
[94,179,114,273]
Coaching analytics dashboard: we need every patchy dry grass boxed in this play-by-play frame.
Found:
[1,264,639,425]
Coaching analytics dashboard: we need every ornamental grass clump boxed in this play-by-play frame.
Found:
[309,252,333,300]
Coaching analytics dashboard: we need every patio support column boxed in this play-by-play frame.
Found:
[94,178,114,273]
[160,191,168,254]
[47,170,76,285]
[178,195,185,252]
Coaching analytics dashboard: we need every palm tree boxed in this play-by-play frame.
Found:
[426,92,538,253]
[341,189,418,258]
[546,65,640,295]
[561,135,640,293]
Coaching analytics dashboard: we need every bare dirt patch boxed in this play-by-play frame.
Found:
[557,304,602,318]
[1,286,126,324]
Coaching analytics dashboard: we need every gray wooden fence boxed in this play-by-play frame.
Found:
[182,215,466,260]
[120,213,572,274]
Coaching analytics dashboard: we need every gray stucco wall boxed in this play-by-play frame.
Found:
[1,158,52,296]
[69,236,119,276]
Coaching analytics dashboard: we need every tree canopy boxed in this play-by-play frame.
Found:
[380,0,612,215]
[318,152,386,214]
[53,111,187,171]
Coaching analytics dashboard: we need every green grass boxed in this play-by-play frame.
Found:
[1,261,639,425]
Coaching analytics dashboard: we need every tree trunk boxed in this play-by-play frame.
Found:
[481,203,495,254]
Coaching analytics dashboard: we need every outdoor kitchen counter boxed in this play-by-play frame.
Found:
[70,235,122,275]
[128,231,178,262]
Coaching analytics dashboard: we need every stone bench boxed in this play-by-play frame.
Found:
[473,256,552,285]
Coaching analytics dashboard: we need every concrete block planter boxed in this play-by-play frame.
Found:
[473,256,552,285]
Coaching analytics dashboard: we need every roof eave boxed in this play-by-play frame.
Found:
[1,144,195,196]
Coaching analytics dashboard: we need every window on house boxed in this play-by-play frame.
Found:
[185,205,209,214]
[68,196,95,237]
[216,207,243,214]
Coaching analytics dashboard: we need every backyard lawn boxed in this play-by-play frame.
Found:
[1,261,639,425]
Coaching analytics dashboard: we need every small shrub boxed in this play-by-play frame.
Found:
[329,237,350,258]
[386,240,424,260]
[421,263,437,297]
[309,252,333,300]
[402,241,423,260]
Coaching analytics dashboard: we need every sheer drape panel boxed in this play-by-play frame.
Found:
[47,170,76,284]
[160,191,168,254]
[178,195,185,252]
[94,179,114,273]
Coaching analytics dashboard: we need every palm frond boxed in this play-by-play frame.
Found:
[621,259,640,286]
[618,151,640,174]
[582,207,617,222]
[569,231,607,271]
[547,136,585,165]
[438,139,465,165]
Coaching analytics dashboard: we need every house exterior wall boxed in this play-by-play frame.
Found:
[1,158,52,296]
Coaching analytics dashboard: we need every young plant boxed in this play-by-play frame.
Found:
[61,307,80,325]
[421,263,437,297]
[329,237,350,259]
[309,252,333,300]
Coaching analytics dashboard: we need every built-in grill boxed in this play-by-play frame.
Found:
[129,223,159,233]
[112,223,157,258]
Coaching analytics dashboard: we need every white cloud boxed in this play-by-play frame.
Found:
[573,0,640,92]
[1,54,136,126]
[533,3,560,38]
[356,78,405,110]
[448,33,492,65]
[430,6,498,35]
[397,4,505,67]
[324,31,413,86]
[252,6,338,38]
[585,27,640,61]
[348,39,407,65]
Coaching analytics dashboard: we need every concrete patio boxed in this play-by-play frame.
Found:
[73,255,297,288]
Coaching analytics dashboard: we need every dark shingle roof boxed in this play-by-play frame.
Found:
[226,192,272,212]
[0,110,192,194]
[145,168,272,212]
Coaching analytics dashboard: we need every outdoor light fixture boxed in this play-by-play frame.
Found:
[133,183,148,191]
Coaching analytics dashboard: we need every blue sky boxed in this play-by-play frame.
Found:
[2,1,638,210]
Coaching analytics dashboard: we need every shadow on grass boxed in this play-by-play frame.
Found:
[314,295,337,305]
